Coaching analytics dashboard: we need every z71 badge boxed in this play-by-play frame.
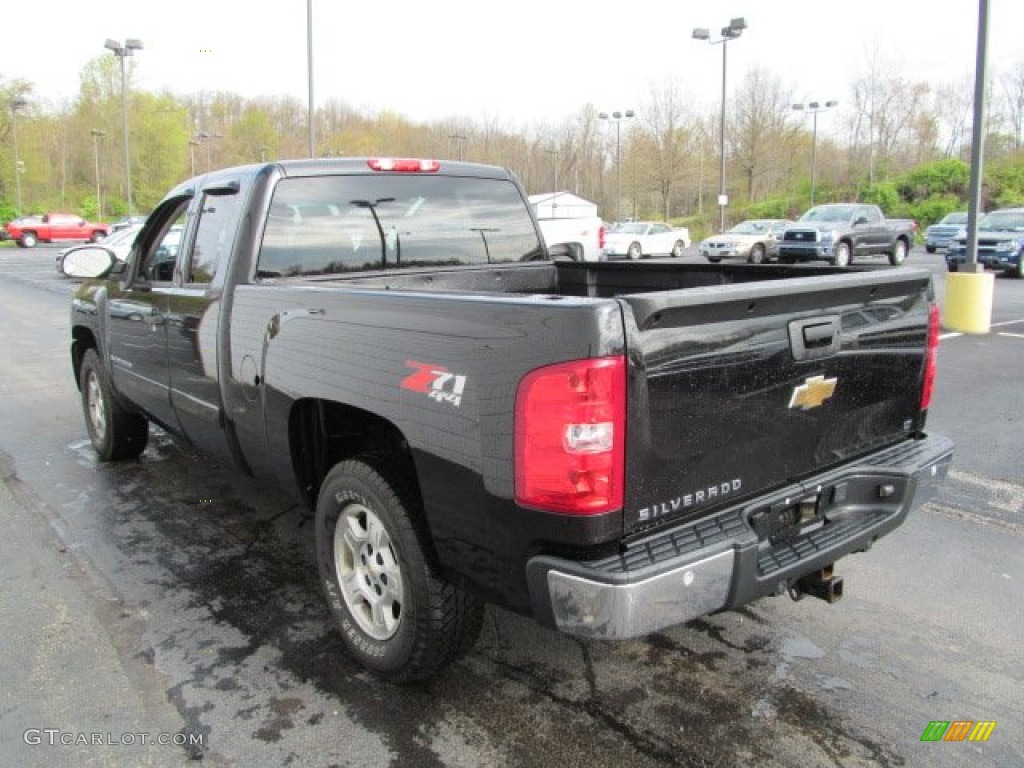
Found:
[401,360,467,407]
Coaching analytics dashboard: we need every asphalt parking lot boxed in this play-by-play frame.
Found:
[0,243,1020,767]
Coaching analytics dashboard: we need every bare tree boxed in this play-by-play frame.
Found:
[1000,60,1024,151]
[638,78,693,221]
[732,68,794,202]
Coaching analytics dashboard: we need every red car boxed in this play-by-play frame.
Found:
[6,213,110,248]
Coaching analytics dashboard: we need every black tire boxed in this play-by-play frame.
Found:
[79,348,149,461]
[778,255,795,265]
[315,456,484,682]
[888,239,908,266]
[948,262,959,273]
[833,241,851,267]
[1015,255,1024,279]
[748,243,766,264]
[706,256,722,263]
[90,230,106,243]
[627,241,643,260]
[925,244,936,254]
[671,240,685,258]
[19,232,38,248]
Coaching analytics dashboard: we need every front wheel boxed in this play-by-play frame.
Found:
[79,348,149,461]
[671,240,685,258]
[832,241,851,268]
[19,232,38,248]
[90,230,105,243]
[925,244,937,254]
[748,243,766,264]
[315,457,484,682]
[888,239,908,266]
[627,241,643,260]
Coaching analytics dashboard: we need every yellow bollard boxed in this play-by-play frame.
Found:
[943,270,994,334]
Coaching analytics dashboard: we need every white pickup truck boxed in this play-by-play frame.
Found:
[529,192,604,262]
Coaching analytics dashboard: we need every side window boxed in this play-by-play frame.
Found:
[188,192,242,284]
[138,201,190,284]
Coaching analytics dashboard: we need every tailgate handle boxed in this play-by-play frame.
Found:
[789,316,841,361]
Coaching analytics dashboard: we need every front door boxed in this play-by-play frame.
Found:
[106,197,191,431]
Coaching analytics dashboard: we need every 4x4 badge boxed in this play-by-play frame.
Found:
[789,375,837,410]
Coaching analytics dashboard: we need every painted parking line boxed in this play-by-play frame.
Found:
[991,318,1024,328]
[998,332,1024,340]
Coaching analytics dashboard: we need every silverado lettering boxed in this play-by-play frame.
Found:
[67,157,953,682]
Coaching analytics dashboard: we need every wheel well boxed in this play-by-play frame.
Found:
[71,326,98,389]
[289,399,417,508]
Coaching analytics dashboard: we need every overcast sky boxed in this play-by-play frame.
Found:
[3,0,1023,128]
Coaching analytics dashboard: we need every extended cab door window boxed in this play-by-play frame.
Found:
[185,187,243,286]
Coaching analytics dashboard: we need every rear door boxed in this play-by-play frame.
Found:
[617,269,933,533]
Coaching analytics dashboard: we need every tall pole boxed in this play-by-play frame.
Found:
[91,129,105,219]
[105,39,142,215]
[792,100,837,206]
[718,39,728,233]
[810,111,819,205]
[10,97,25,215]
[598,110,635,223]
[307,0,315,158]
[693,18,746,233]
[119,52,131,214]
[964,0,990,272]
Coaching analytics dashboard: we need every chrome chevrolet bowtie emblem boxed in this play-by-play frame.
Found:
[789,375,837,410]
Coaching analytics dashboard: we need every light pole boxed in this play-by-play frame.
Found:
[9,96,26,215]
[448,133,466,161]
[195,131,223,173]
[189,140,200,176]
[104,37,142,215]
[693,17,747,232]
[90,129,105,219]
[598,110,635,222]
[792,100,838,206]
[307,0,315,157]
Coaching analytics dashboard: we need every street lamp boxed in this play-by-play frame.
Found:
[90,129,105,219]
[693,17,747,232]
[792,100,838,206]
[194,130,223,173]
[104,37,143,215]
[9,96,26,215]
[189,139,200,176]
[598,109,635,222]
[448,133,466,161]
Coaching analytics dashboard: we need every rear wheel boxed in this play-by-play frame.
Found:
[925,244,937,254]
[888,239,908,266]
[79,348,149,461]
[89,230,105,243]
[1015,255,1024,279]
[627,241,642,260]
[748,243,766,264]
[315,457,484,682]
[671,240,685,258]
[19,232,37,248]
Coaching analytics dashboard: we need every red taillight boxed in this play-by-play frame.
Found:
[367,158,440,172]
[598,225,606,249]
[515,356,626,515]
[920,304,940,411]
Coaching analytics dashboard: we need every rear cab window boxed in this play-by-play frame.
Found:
[256,174,542,278]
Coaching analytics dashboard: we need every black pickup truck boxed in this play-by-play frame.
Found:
[66,158,953,681]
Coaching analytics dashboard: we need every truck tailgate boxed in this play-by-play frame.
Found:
[618,268,934,534]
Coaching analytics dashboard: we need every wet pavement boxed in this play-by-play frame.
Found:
[0,245,1021,767]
